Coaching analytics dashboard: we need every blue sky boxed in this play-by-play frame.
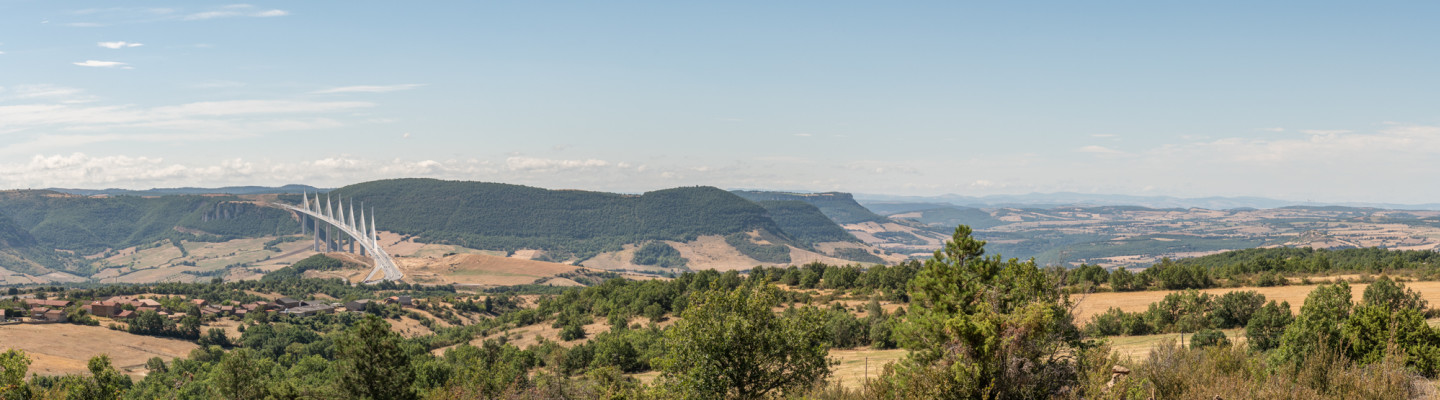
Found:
[1,1,1437,203]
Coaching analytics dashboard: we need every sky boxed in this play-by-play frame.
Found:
[0,1,1437,203]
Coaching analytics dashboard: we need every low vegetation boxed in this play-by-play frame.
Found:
[2,226,1436,399]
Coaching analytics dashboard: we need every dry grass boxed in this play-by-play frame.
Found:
[401,253,579,286]
[1,323,198,379]
[827,348,907,389]
[1073,280,1440,324]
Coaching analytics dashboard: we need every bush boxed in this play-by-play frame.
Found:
[559,323,587,341]
[631,242,687,268]
[1244,300,1292,352]
[877,226,1081,399]
[1212,290,1266,329]
[1189,329,1230,348]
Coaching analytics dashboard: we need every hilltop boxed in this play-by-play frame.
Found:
[318,179,896,267]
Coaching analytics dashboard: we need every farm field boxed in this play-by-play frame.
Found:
[1072,280,1440,323]
[0,323,198,379]
[868,205,1440,267]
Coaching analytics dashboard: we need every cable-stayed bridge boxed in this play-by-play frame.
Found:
[277,192,403,283]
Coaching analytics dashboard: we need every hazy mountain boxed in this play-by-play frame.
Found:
[855,192,1440,211]
[48,184,325,197]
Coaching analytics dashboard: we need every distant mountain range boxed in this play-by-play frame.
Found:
[854,192,1440,211]
[47,184,325,197]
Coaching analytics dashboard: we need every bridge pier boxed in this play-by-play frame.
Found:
[286,192,403,282]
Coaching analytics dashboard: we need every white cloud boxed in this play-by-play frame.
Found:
[0,84,95,103]
[183,5,289,21]
[1077,145,1125,155]
[98,41,143,49]
[188,80,246,89]
[505,157,611,172]
[73,60,127,68]
[0,97,374,152]
[311,84,426,94]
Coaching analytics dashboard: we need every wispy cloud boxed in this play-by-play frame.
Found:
[1077,145,1126,155]
[183,4,289,21]
[73,60,128,68]
[60,5,287,26]
[98,41,143,49]
[505,157,611,172]
[311,84,426,94]
[188,80,246,89]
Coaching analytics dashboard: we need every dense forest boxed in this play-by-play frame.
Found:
[0,191,298,255]
[324,179,809,261]
[751,200,859,246]
[730,191,887,225]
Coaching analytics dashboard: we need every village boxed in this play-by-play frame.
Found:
[2,292,415,325]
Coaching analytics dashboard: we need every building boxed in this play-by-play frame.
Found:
[384,296,413,306]
[115,310,135,319]
[39,310,67,323]
[275,297,302,309]
[345,299,373,312]
[90,301,120,318]
[283,302,335,317]
[29,299,71,308]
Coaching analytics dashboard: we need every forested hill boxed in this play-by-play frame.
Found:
[323,179,799,260]
[730,191,887,224]
[753,201,860,245]
[0,190,298,256]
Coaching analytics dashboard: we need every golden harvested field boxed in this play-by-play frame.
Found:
[1,323,197,379]
[401,253,579,286]
[829,348,907,389]
[1072,280,1440,324]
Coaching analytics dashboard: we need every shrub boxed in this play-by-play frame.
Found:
[1189,329,1230,348]
[1212,290,1266,329]
[1244,300,1292,352]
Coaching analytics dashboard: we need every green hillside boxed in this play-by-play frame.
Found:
[891,206,1006,230]
[324,179,793,260]
[0,212,86,276]
[753,200,859,245]
[730,191,887,224]
[0,191,298,256]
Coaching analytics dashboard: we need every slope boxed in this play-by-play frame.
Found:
[323,179,794,261]
[731,191,888,224]
[0,191,299,266]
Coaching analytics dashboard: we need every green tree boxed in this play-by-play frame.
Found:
[883,225,1082,399]
[1109,266,1138,291]
[336,316,417,400]
[1212,290,1266,329]
[656,284,831,400]
[0,349,31,400]
[1244,300,1292,352]
[84,355,130,400]
[1274,282,1352,366]
[1341,305,1440,376]
[1190,329,1230,348]
[1362,276,1427,311]
[212,348,273,400]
